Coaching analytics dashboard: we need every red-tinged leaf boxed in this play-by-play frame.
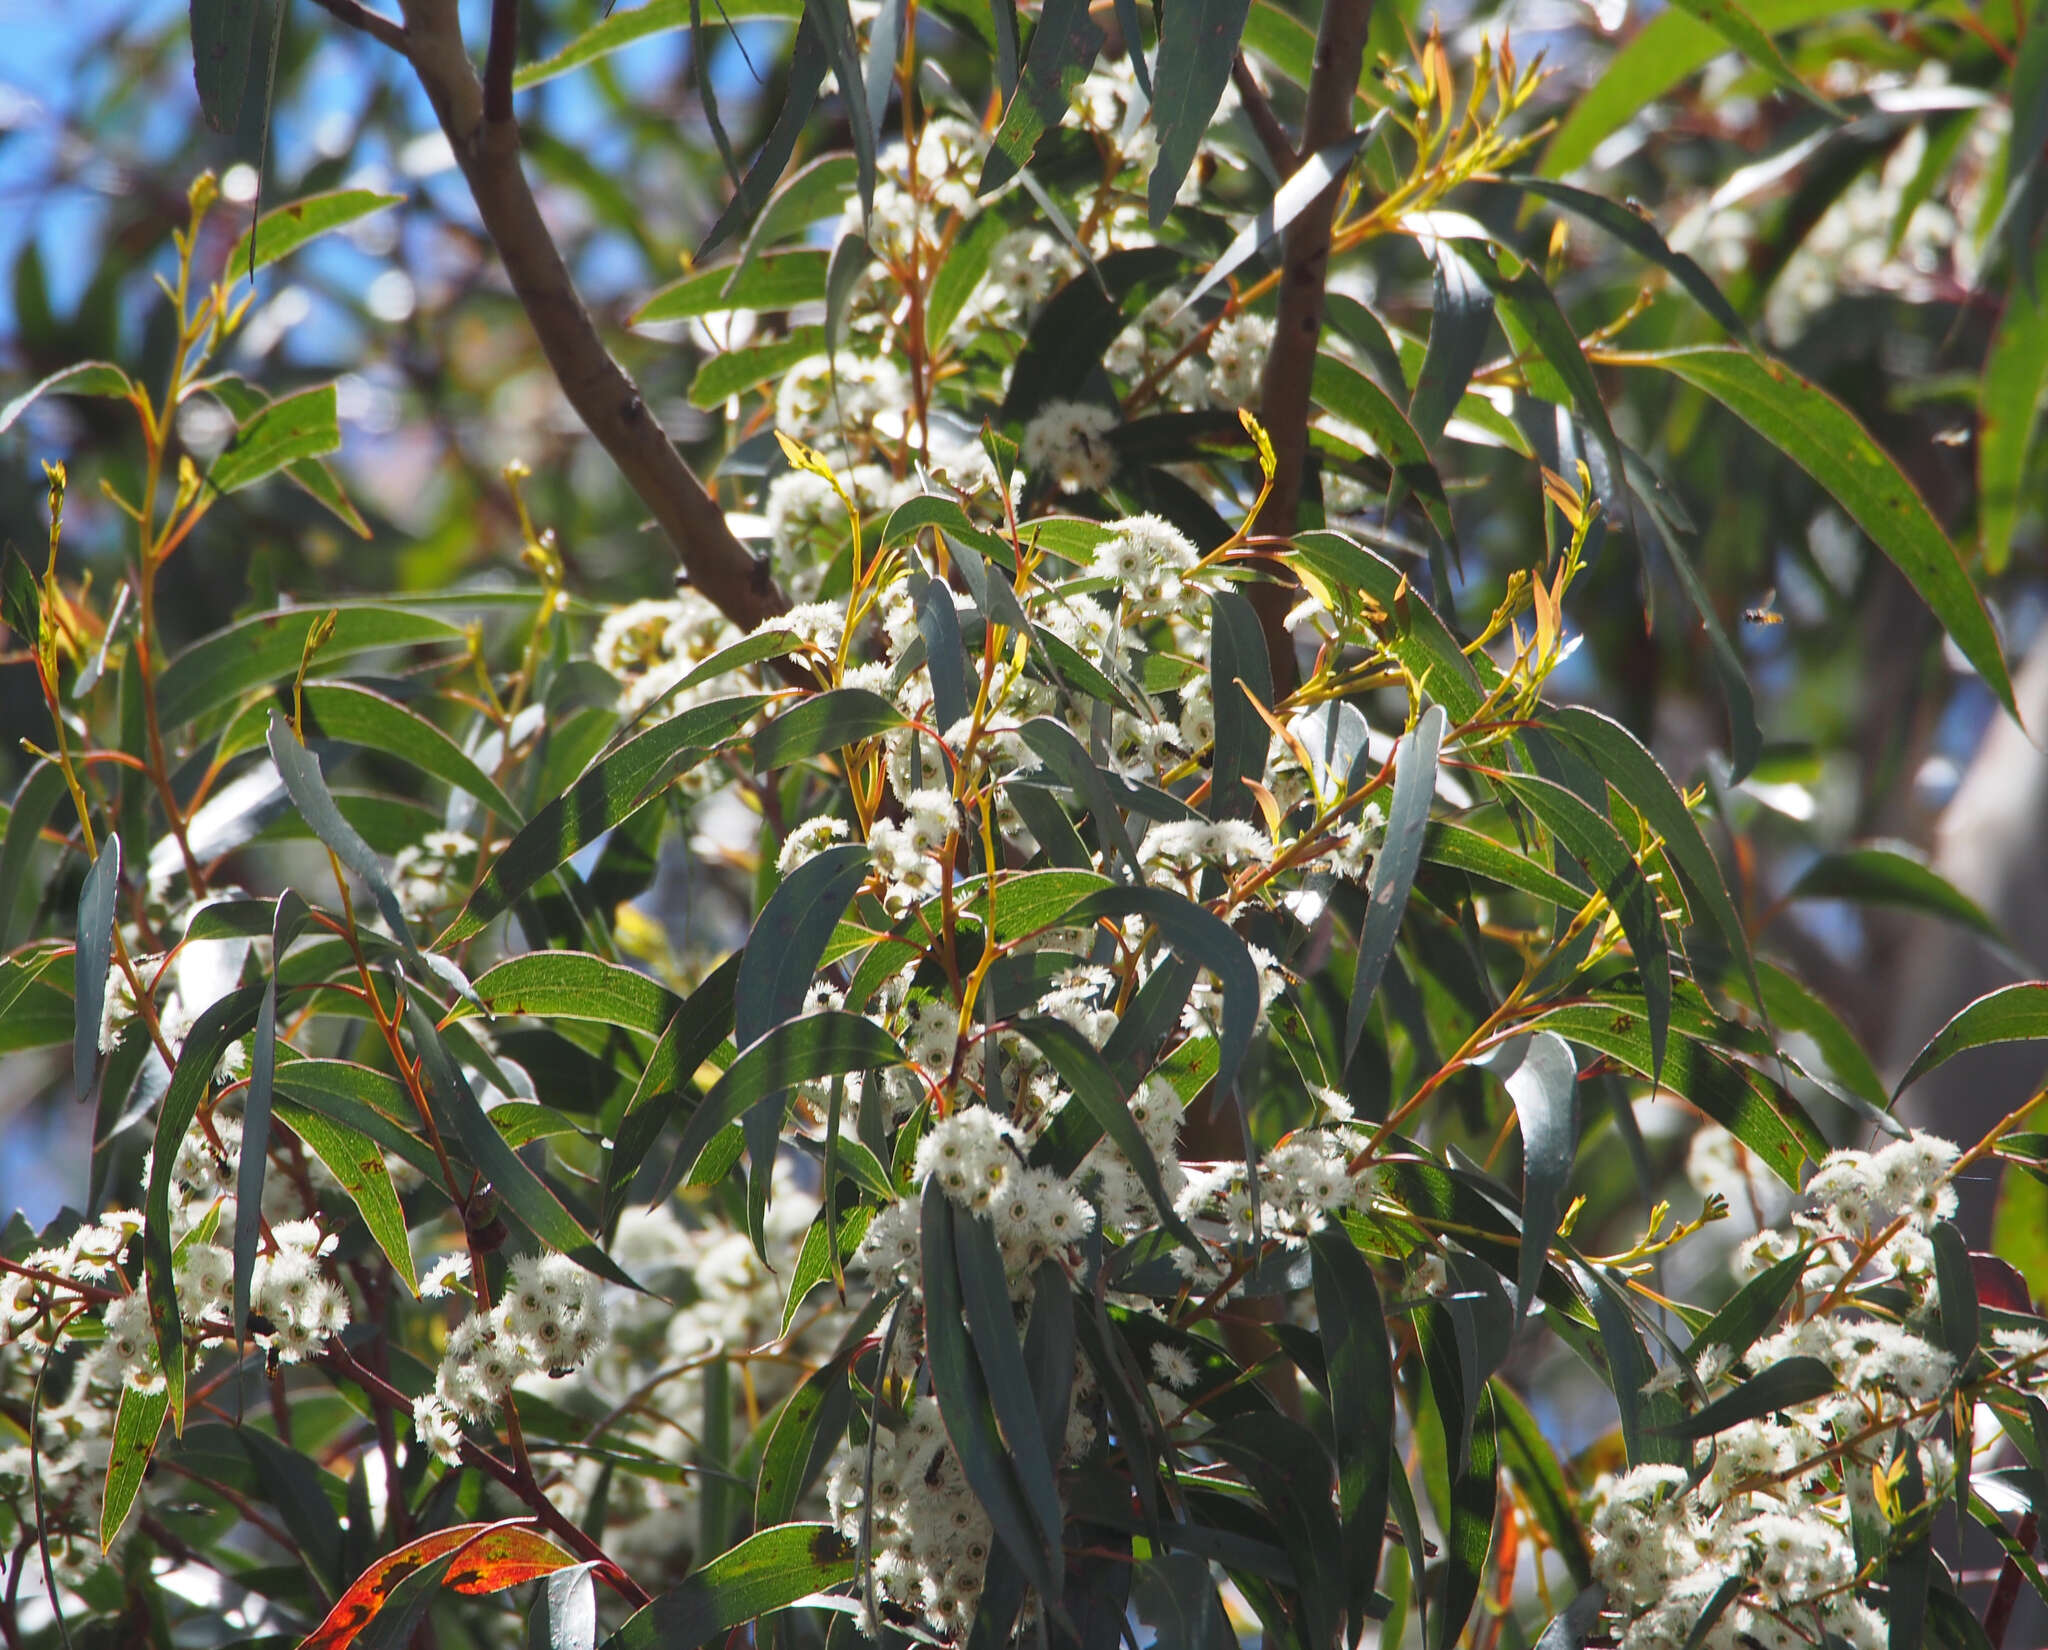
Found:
[301,1521,576,1650]
[1973,1252,2034,1315]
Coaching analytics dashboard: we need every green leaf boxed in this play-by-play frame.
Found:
[405,999,641,1292]
[304,682,525,822]
[1208,589,1275,822]
[226,190,405,283]
[465,952,681,1035]
[1000,247,1187,422]
[689,327,828,408]
[1492,1382,1593,1592]
[1183,126,1373,316]
[518,0,802,87]
[0,548,39,651]
[1289,533,1487,721]
[1661,1356,1835,1439]
[1492,1032,1577,1323]
[158,603,468,732]
[1537,0,1852,179]
[1788,841,2008,949]
[1408,246,1496,451]
[445,694,770,944]
[951,1203,1066,1589]
[699,20,833,259]
[1979,273,2047,575]
[201,373,370,537]
[927,211,1008,350]
[1493,770,1672,1087]
[0,360,135,435]
[751,689,906,772]
[100,1382,169,1551]
[210,384,341,494]
[978,0,1106,193]
[779,1206,873,1336]
[1148,0,1253,222]
[1347,706,1445,1059]
[1623,347,2017,720]
[190,0,260,128]
[2,766,69,950]
[1933,1221,1980,1378]
[146,986,264,1431]
[272,1064,443,1183]
[1692,1243,1813,1364]
[1498,177,1751,346]
[278,1100,418,1293]
[756,1332,865,1524]
[235,890,313,1344]
[73,832,120,1108]
[1011,1016,1203,1255]
[1313,353,1458,548]
[599,1524,855,1650]
[1437,1386,1497,1650]
[1531,1002,1820,1185]
[532,1564,601,1650]
[661,1012,904,1193]
[1422,821,1587,908]
[633,252,830,326]
[1896,983,2048,1095]
[1665,0,1844,116]
[1309,1229,1394,1649]
[606,954,740,1223]
[1547,705,1758,1010]
[921,1182,1060,1598]
[739,845,872,1047]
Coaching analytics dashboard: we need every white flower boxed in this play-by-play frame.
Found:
[1149,1344,1197,1390]
[1206,312,1274,407]
[419,1252,473,1300]
[777,816,853,877]
[1021,400,1118,493]
[412,1393,466,1466]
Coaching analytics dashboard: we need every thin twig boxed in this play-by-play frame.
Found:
[303,0,409,53]
[1249,0,1375,698]
[1984,1511,2037,1647]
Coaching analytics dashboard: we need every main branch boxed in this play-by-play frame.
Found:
[1249,0,1375,698]
[387,0,791,633]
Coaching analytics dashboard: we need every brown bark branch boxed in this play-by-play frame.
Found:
[1249,0,1375,699]
[303,0,408,53]
[388,0,790,634]
[483,0,518,125]
[1231,54,1297,176]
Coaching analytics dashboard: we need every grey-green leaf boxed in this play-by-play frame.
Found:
[1347,705,1445,1060]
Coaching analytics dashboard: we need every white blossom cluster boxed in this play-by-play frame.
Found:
[411,1251,610,1462]
[1590,1130,2015,1650]
[392,828,481,923]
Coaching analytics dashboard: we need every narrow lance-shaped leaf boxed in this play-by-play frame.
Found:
[977,0,1106,194]
[444,694,770,943]
[226,189,405,283]
[1408,245,1495,450]
[100,1382,169,1551]
[145,986,264,1431]
[1621,347,2018,720]
[1309,1229,1394,1649]
[235,890,312,1350]
[1981,270,2048,575]
[1492,1032,1578,1323]
[803,0,876,224]
[600,1523,856,1650]
[210,384,341,494]
[1178,125,1375,314]
[0,361,136,437]
[1347,705,1445,1060]
[1660,1356,1835,1440]
[73,832,121,1108]
[1437,1385,1498,1650]
[1662,0,1844,117]
[752,688,907,772]
[698,12,830,258]
[278,1101,419,1293]
[1148,0,1254,223]
[1788,841,2010,950]
[305,1523,582,1650]
[1897,983,2048,1096]
[403,997,641,1293]
[303,682,525,823]
[920,1182,1061,1598]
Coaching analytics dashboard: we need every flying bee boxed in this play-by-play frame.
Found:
[1743,588,1785,626]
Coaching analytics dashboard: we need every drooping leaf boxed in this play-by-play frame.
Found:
[1181,127,1373,314]
[1979,274,2048,576]
[531,1564,601,1650]
[516,0,802,87]
[1692,1243,1813,1364]
[1208,589,1276,822]
[1661,1356,1836,1439]
[190,0,261,129]
[1000,247,1187,422]
[1408,244,1496,450]
[235,889,312,1345]
[1313,353,1459,547]
[921,1182,1060,1597]
[100,1382,168,1551]
[277,1100,418,1293]
[661,1012,904,1193]
[72,832,120,1108]
[1309,1228,1394,1648]
[690,327,829,408]
[756,1337,864,1525]
[465,951,681,1035]
[1436,1384,1497,1650]
[600,1523,855,1650]
[606,954,742,1222]
[698,15,832,259]
[226,190,405,283]
[444,694,770,943]
[1148,0,1254,222]
[1347,706,1445,1059]
[633,252,830,326]
[1491,1032,1578,1322]
[405,999,640,1292]
[1788,841,2009,949]
[210,384,341,494]
[1897,983,2048,1096]
[978,0,1106,193]
[1623,347,2017,719]
[1492,1381,1593,1591]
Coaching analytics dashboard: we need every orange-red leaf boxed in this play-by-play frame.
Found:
[300,1520,578,1650]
